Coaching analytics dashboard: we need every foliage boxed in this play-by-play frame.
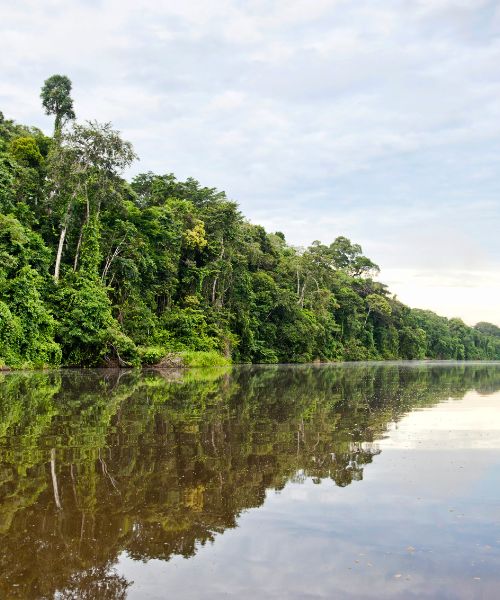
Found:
[137,345,167,365]
[40,74,75,133]
[8,136,44,168]
[0,76,499,368]
[180,350,232,367]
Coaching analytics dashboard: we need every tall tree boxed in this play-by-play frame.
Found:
[40,75,76,135]
[49,121,136,280]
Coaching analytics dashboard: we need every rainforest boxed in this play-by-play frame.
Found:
[1,75,499,369]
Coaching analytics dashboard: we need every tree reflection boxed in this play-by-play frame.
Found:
[0,364,499,598]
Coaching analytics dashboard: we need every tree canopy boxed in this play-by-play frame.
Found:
[40,74,76,134]
[0,76,499,368]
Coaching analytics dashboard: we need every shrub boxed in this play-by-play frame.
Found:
[137,345,167,365]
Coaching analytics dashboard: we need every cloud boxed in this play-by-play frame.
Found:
[1,0,499,324]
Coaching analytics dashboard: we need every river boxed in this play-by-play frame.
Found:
[0,362,499,599]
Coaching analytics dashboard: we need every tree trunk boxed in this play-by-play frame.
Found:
[54,224,67,281]
[298,281,306,307]
[212,276,218,305]
[73,224,84,271]
[101,240,124,282]
[54,204,72,281]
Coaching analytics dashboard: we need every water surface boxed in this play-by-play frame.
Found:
[1,363,500,599]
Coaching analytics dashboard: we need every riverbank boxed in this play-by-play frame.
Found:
[0,350,232,371]
[4,354,500,372]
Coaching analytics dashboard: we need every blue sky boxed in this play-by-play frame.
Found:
[1,0,499,324]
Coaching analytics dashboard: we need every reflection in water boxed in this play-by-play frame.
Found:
[0,363,500,598]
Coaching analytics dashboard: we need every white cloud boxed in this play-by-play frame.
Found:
[1,0,499,324]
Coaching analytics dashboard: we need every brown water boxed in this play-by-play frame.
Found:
[0,363,500,599]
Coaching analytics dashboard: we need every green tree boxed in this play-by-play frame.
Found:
[40,74,76,135]
[1,77,500,368]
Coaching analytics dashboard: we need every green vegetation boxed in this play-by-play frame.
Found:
[1,76,499,368]
[179,350,232,367]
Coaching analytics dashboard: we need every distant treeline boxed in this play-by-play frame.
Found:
[1,75,499,368]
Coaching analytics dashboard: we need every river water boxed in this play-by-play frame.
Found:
[0,363,499,599]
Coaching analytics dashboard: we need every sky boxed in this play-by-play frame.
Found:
[1,0,499,325]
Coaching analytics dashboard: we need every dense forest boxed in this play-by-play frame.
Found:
[1,75,499,368]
